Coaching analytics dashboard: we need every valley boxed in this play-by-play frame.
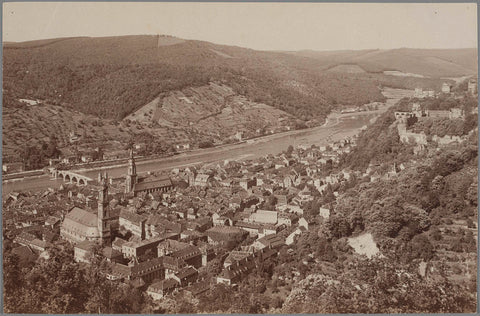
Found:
[2,3,478,314]
[2,87,411,196]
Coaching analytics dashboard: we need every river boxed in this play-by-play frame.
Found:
[2,88,412,196]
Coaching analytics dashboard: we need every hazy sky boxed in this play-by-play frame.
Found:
[2,2,478,51]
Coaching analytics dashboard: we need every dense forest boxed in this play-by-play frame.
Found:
[3,241,154,314]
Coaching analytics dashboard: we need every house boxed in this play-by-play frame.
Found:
[158,239,191,257]
[163,256,188,276]
[172,266,199,286]
[217,256,256,285]
[109,257,164,283]
[283,175,299,188]
[240,178,256,191]
[224,250,252,268]
[145,217,182,238]
[170,245,203,268]
[81,152,95,163]
[441,82,452,94]
[299,217,315,230]
[253,234,284,250]
[468,78,477,95]
[212,213,233,226]
[102,246,123,263]
[286,230,301,246]
[194,174,212,187]
[216,248,277,285]
[281,204,304,215]
[112,237,127,252]
[394,111,414,121]
[192,217,213,232]
[234,131,243,141]
[175,143,190,151]
[426,110,450,119]
[249,210,278,225]
[7,192,26,202]
[14,232,49,252]
[147,279,179,300]
[258,224,282,238]
[229,196,243,210]
[180,230,207,243]
[319,207,330,220]
[205,226,248,246]
[278,212,298,227]
[274,194,289,206]
[2,162,24,174]
[184,279,211,297]
[187,208,197,220]
[62,154,77,164]
[44,216,61,229]
[449,108,465,119]
[234,221,263,237]
[74,240,96,263]
[119,210,147,239]
[121,235,169,259]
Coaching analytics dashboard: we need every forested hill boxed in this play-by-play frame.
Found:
[3,35,470,121]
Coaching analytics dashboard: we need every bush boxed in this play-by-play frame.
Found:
[199,140,214,148]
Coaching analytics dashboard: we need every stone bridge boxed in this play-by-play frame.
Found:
[52,169,93,186]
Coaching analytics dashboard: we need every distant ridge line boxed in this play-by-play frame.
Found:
[3,37,85,49]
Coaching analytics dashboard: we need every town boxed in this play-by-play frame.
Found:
[2,3,478,313]
[5,132,359,299]
[4,76,478,312]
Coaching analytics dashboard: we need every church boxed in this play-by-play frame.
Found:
[60,149,175,246]
[60,173,114,245]
[125,149,174,196]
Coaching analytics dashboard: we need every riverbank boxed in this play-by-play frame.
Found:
[2,87,412,196]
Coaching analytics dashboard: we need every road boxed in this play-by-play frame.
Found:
[2,88,412,196]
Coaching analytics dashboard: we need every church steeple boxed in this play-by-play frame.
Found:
[125,148,137,194]
[98,172,111,245]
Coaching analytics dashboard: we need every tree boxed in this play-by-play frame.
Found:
[327,215,352,238]
[3,252,23,312]
[199,140,214,148]
[285,145,294,157]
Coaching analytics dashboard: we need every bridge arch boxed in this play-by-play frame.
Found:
[53,169,92,186]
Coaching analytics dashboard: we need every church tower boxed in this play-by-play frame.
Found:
[98,172,111,245]
[125,148,137,194]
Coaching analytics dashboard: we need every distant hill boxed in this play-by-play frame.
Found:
[3,35,473,122]
[1,81,302,161]
[291,48,478,78]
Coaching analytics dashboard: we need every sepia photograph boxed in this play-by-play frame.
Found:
[2,2,478,313]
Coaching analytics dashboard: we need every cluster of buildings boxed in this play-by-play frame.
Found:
[394,98,469,148]
[415,78,477,99]
[17,93,464,300]
[10,79,475,301]
[5,133,367,301]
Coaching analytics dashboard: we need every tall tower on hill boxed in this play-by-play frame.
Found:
[125,148,137,194]
[98,172,111,245]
